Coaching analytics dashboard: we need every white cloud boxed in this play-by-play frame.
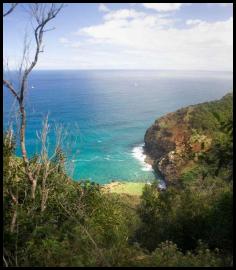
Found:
[70,41,81,48]
[216,3,233,7]
[59,37,81,48]
[186,19,203,25]
[104,9,145,21]
[98,3,110,12]
[76,9,233,71]
[142,3,184,12]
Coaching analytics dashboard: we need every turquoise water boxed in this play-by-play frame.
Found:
[3,70,233,184]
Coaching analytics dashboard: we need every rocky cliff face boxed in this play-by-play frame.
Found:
[144,105,213,185]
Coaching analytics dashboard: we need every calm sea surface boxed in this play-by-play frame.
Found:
[3,70,233,184]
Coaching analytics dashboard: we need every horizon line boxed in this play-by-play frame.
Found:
[5,68,233,73]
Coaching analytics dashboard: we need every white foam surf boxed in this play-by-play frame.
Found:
[72,156,99,163]
[158,179,167,190]
[131,143,153,172]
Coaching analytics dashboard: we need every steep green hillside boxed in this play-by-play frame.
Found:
[144,93,233,185]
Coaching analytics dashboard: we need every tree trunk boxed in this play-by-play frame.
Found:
[10,208,17,233]
[31,180,37,200]
[20,104,37,199]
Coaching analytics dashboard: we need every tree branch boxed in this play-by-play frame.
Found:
[3,3,18,17]
[4,3,64,200]
[3,79,20,101]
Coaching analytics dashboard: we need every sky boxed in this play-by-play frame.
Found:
[3,3,233,71]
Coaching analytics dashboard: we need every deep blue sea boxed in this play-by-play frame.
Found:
[3,70,233,184]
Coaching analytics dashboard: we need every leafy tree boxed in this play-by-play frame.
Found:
[136,179,232,262]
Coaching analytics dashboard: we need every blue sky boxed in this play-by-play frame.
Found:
[3,3,233,71]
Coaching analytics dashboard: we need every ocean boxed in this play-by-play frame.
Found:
[3,70,233,184]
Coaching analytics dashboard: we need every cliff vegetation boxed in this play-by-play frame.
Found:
[144,93,233,186]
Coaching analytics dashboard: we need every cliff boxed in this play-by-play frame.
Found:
[144,93,233,185]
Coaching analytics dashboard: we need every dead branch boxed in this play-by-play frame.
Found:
[3,255,8,267]
[3,4,64,199]
[3,79,20,101]
[3,3,18,17]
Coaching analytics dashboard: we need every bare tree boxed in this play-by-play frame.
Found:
[3,3,18,17]
[36,116,63,212]
[3,4,64,199]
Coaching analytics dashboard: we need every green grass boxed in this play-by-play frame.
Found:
[103,182,146,196]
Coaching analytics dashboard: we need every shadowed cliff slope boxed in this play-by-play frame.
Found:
[144,93,233,185]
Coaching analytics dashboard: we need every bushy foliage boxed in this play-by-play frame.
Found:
[190,93,232,132]
[3,137,142,266]
[135,178,233,264]
[147,241,224,267]
[180,94,233,184]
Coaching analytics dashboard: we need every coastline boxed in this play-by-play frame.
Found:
[143,144,167,188]
[144,153,154,166]
[102,143,167,196]
[131,143,166,187]
[143,146,167,189]
[131,143,154,172]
